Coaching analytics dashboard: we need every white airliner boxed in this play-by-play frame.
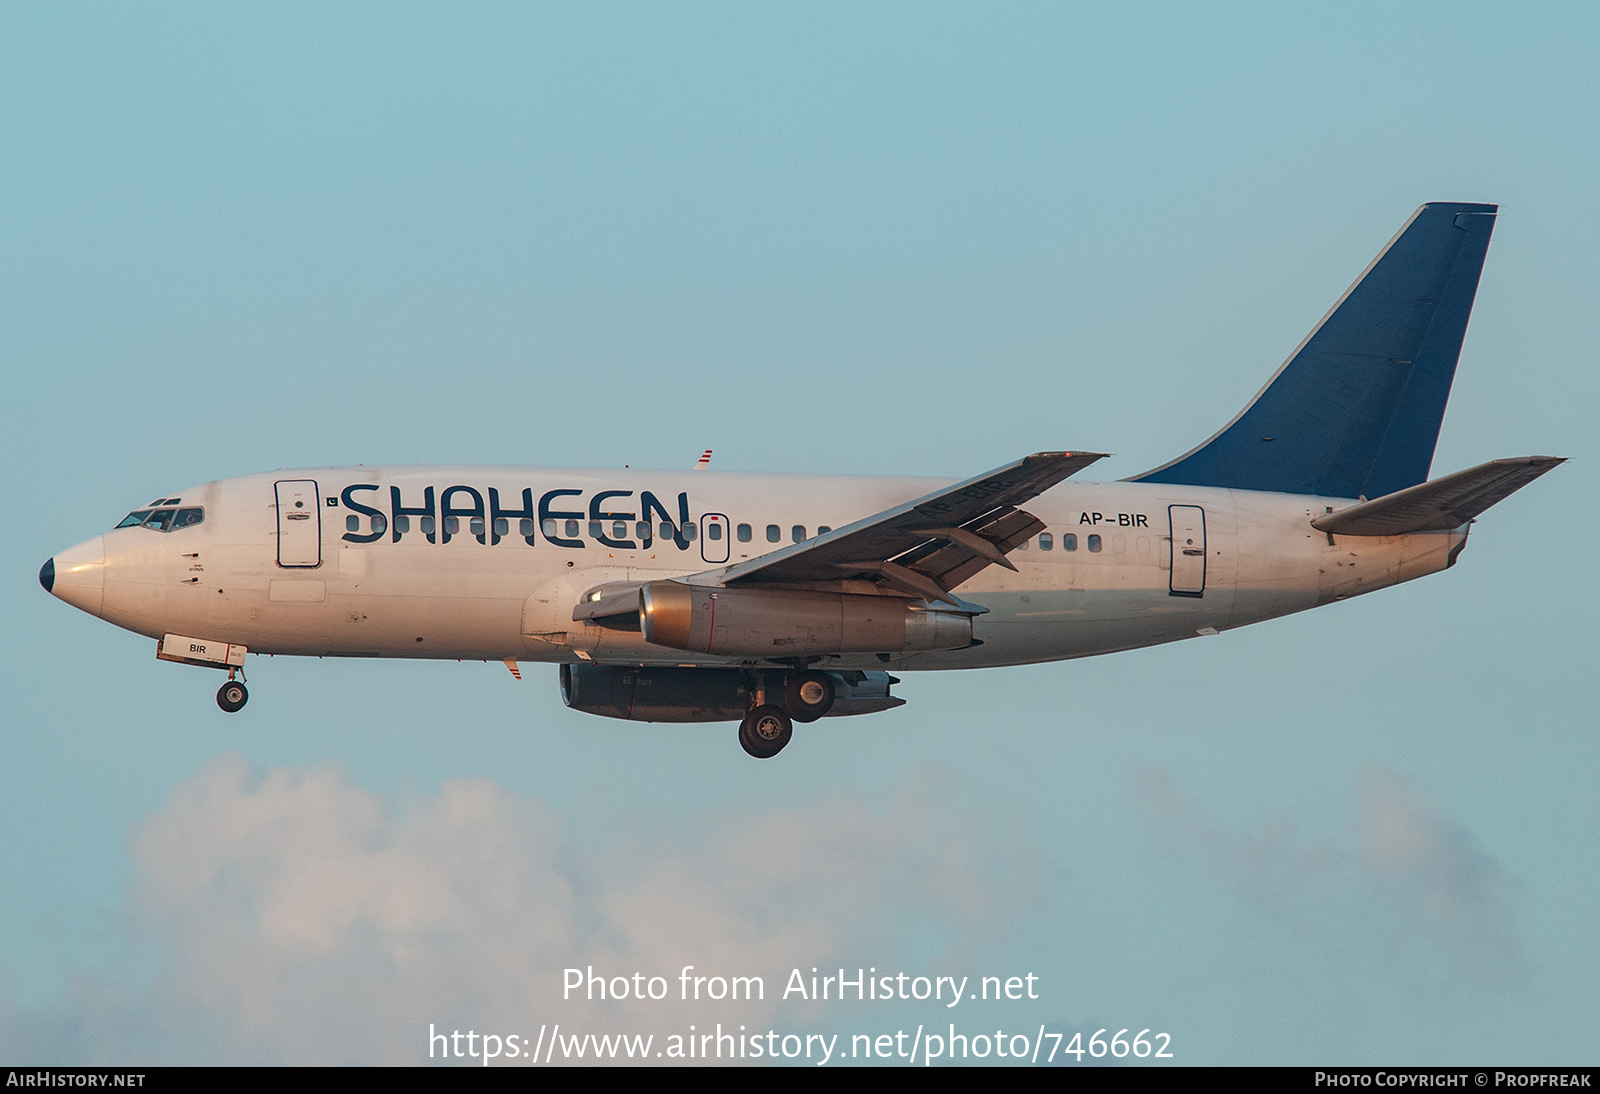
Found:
[41,203,1561,757]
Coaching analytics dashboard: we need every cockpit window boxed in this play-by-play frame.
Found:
[114,507,204,532]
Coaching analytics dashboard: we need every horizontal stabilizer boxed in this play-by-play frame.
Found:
[1311,456,1564,536]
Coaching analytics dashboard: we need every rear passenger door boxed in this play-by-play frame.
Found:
[1168,505,1205,597]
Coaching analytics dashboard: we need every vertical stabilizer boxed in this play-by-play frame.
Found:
[1132,202,1497,498]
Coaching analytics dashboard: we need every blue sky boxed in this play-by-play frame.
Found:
[3,2,1595,1065]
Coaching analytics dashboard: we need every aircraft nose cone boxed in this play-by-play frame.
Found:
[45,536,105,617]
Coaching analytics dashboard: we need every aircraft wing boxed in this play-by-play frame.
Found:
[712,451,1107,605]
[1310,456,1565,536]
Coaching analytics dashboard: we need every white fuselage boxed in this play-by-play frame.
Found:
[47,466,1467,672]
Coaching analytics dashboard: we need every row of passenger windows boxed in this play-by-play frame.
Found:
[343,514,834,543]
[338,512,1149,557]
[733,523,832,543]
[1017,532,1100,552]
[1017,532,1155,555]
[119,504,1137,558]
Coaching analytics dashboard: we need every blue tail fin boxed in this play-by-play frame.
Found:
[1131,202,1498,498]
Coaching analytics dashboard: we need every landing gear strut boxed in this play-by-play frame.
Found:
[217,668,248,713]
[738,704,792,759]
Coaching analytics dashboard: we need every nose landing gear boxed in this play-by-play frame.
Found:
[155,634,251,713]
[217,668,248,713]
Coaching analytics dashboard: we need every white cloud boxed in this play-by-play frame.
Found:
[8,756,1032,1064]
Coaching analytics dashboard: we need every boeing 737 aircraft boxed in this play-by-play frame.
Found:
[40,203,1561,757]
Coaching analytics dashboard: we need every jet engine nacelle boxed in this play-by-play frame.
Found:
[559,664,902,723]
[637,581,972,658]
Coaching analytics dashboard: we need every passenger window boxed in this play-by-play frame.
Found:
[588,521,603,538]
[817,525,831,535]
[1088,534,1102,553]
[542,518,557,538]
[494,518,509,537]
[792,525,806,542]
[565,520,580,539]
[471,517,486,537]
[766,524,780,543]
[708,522,722,541]
[521,518,535,538]
[684,522,698,541]
[736,523,752,542]
[346,515,360,533]
[637,521,651,540]
[395,515,411,534]
[1039,533,1053,550]
[421,516,436,536]
[1016,538,1028,550]
[660,522,675,539]
[612,520,627,539]
[1063,533,1077,551]
[370,513,387,536]
[445,516,460,535]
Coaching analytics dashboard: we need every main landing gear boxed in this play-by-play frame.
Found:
[739,705,792,759]
[216,668,248,713]
[736,670,837,759]
[784,670,835,723]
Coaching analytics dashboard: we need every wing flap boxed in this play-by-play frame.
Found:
[718,451,1107,595]
[1311,456,1564,536]
[890,506,1045,590]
